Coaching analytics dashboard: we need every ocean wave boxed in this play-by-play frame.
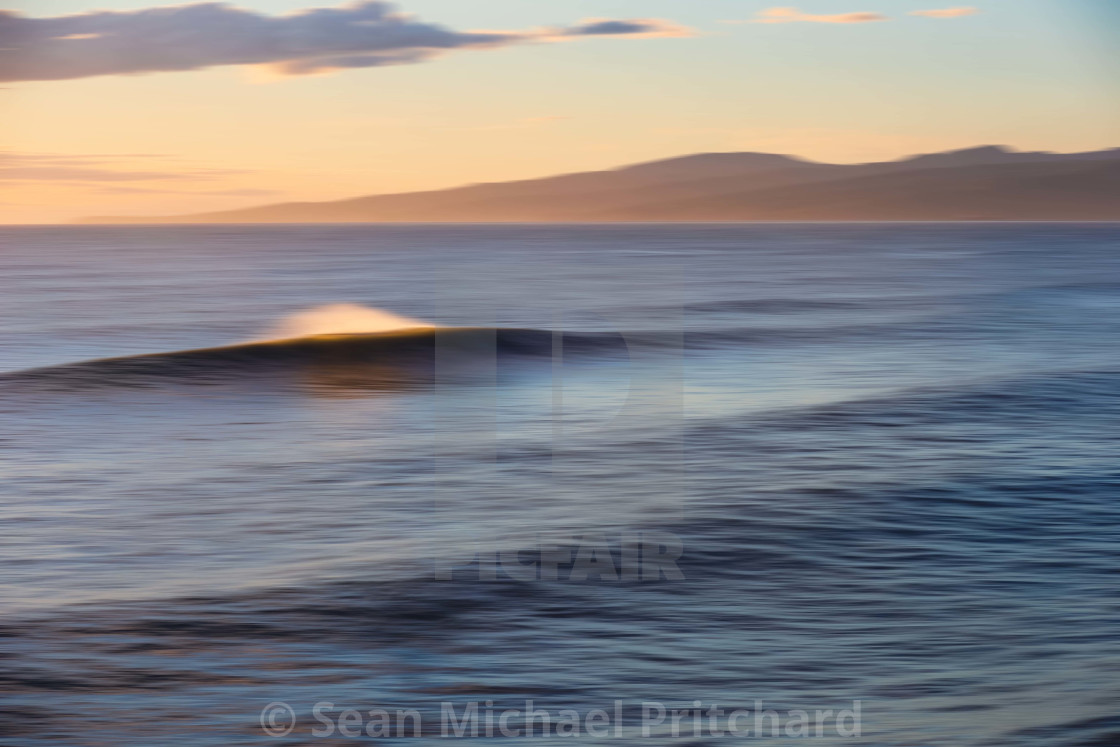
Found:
[0,327,631,391]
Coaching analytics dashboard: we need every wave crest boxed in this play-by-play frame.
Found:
[262,304,433,340]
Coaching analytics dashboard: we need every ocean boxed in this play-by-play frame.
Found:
[1,223,1118,745]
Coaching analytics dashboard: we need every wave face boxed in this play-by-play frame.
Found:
[0,326,631,391]
[4,223,1120,746]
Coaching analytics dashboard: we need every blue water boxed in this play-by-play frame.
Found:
[1,224,1118,745]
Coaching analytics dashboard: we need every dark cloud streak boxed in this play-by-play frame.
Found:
[0,1,690,83]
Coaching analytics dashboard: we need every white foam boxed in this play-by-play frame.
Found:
[263,304,433,340]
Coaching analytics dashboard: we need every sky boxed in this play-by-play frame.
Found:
[2,0,1118,222]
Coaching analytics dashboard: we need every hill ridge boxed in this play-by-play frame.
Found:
[78,146,1120,224]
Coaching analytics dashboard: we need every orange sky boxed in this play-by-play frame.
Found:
[3,1,1118,222]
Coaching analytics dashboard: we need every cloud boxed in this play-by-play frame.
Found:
[0,2,692,83]
[96,185,281,196]
[909,7,979,19]
[559,18,694,39]
[0,152,242,181]
[748,7,888,24]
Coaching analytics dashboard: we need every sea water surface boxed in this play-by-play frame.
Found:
[1,224,1118,745]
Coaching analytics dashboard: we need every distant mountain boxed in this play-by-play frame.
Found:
[79,146,1120,224]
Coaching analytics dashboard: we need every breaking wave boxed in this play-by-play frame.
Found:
[0,325,630,392]
[259,303,433,340]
